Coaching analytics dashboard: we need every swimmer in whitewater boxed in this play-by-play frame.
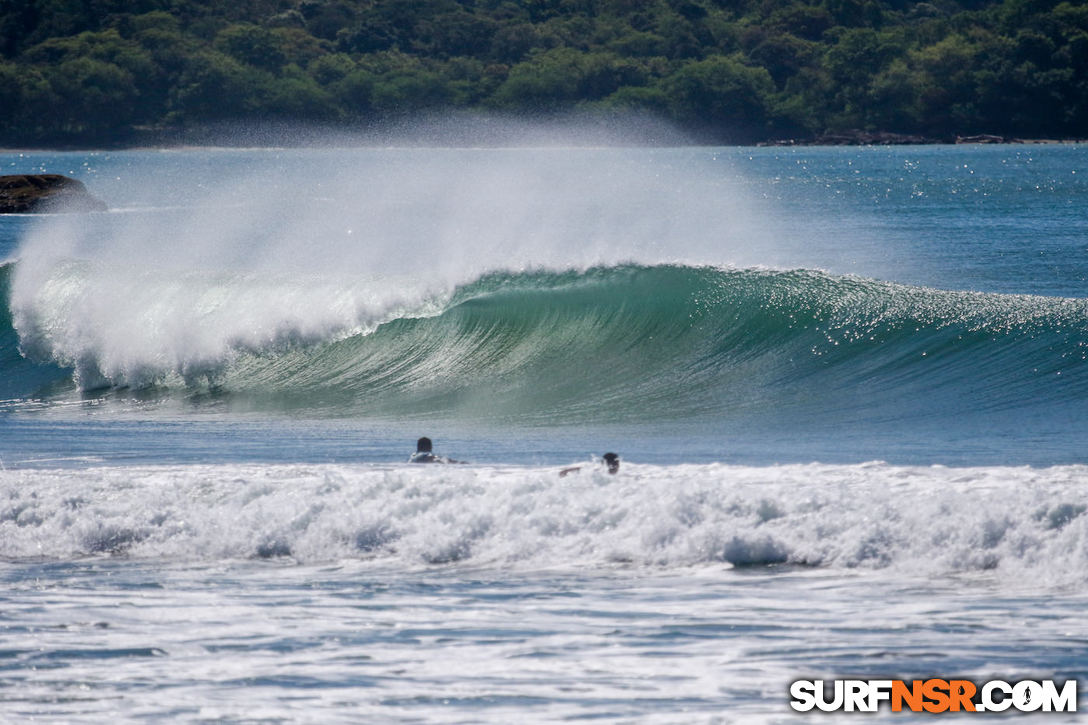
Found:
[559,452,620,477]
[409,437,459,464]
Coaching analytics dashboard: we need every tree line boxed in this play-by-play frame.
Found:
[0,0,1085,145]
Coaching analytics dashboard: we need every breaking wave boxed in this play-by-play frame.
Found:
[5,260,1088,426]
[2,461,1087,589]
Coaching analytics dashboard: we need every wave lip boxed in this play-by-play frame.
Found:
[6,261,1088,423]
[175,264,1088,424]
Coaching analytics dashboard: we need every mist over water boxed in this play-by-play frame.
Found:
[9,144,776,390]
[3,140,1088,723]
[3,140,1088,464]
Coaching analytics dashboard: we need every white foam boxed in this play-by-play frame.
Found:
[9,148,774,388]
[2,461,1086,589]
[10,257,434,388]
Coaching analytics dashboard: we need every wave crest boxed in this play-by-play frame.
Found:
[3,462,1087,589]
[6,262,1088,423]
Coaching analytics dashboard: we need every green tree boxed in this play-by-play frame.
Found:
[331,67,377,118]
[866,57,922,130]
[908,34,984,133]
[412,11,497,58]
[491,22,554,63]
[660,54,776,139]
[0,61,27,134]
[491,47,645,110]
[0,0,1085,145]
[45,57,140,137]
[214,24,286,71]
[594,84,671,114]
[821,27,906,127]
[371,64,454,114]
[299,1,356,41]
[309,52,356,85]
[260,66,338,120]
[746,32,819,85]
[170,50,266,121]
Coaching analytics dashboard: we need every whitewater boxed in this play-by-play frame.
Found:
[1,141,1087,722]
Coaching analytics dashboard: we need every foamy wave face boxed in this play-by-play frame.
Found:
[9,149,771,389]
[10,257,437,389]
[2,463,1086,588]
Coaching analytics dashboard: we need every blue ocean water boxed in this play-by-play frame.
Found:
[1,143,1087,721]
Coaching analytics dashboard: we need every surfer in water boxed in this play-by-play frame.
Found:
[409,437,459,464]
[559,452,620,477]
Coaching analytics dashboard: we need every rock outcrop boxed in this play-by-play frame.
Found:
[759,130,939,146]
[0,174,108,213]
[955,134,1019,144]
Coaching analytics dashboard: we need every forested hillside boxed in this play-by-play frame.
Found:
[0,0,1085,145]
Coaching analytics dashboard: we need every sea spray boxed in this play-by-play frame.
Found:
[7,147,776,390]
[10,258,442,390]
[4,139,1088,725]
[5,146,1088,462]
[2,461,1088,589]
[7,262,1088,426]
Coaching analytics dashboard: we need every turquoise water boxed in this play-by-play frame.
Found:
[2,145,1088,465]
[1,144,1086,721]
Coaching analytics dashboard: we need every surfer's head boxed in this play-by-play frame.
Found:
[416,437,433,453]
[603,452,619,474]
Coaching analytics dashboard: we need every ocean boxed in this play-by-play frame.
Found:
[1,142,1086,721]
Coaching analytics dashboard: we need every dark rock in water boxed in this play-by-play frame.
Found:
[757,130,940,146]
[956,134,1017,144]
[814,130,935,146]
[0,174,107,213]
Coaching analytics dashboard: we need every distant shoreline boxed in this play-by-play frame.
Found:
[758,131,1087,147]
[0,131,1084,154]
